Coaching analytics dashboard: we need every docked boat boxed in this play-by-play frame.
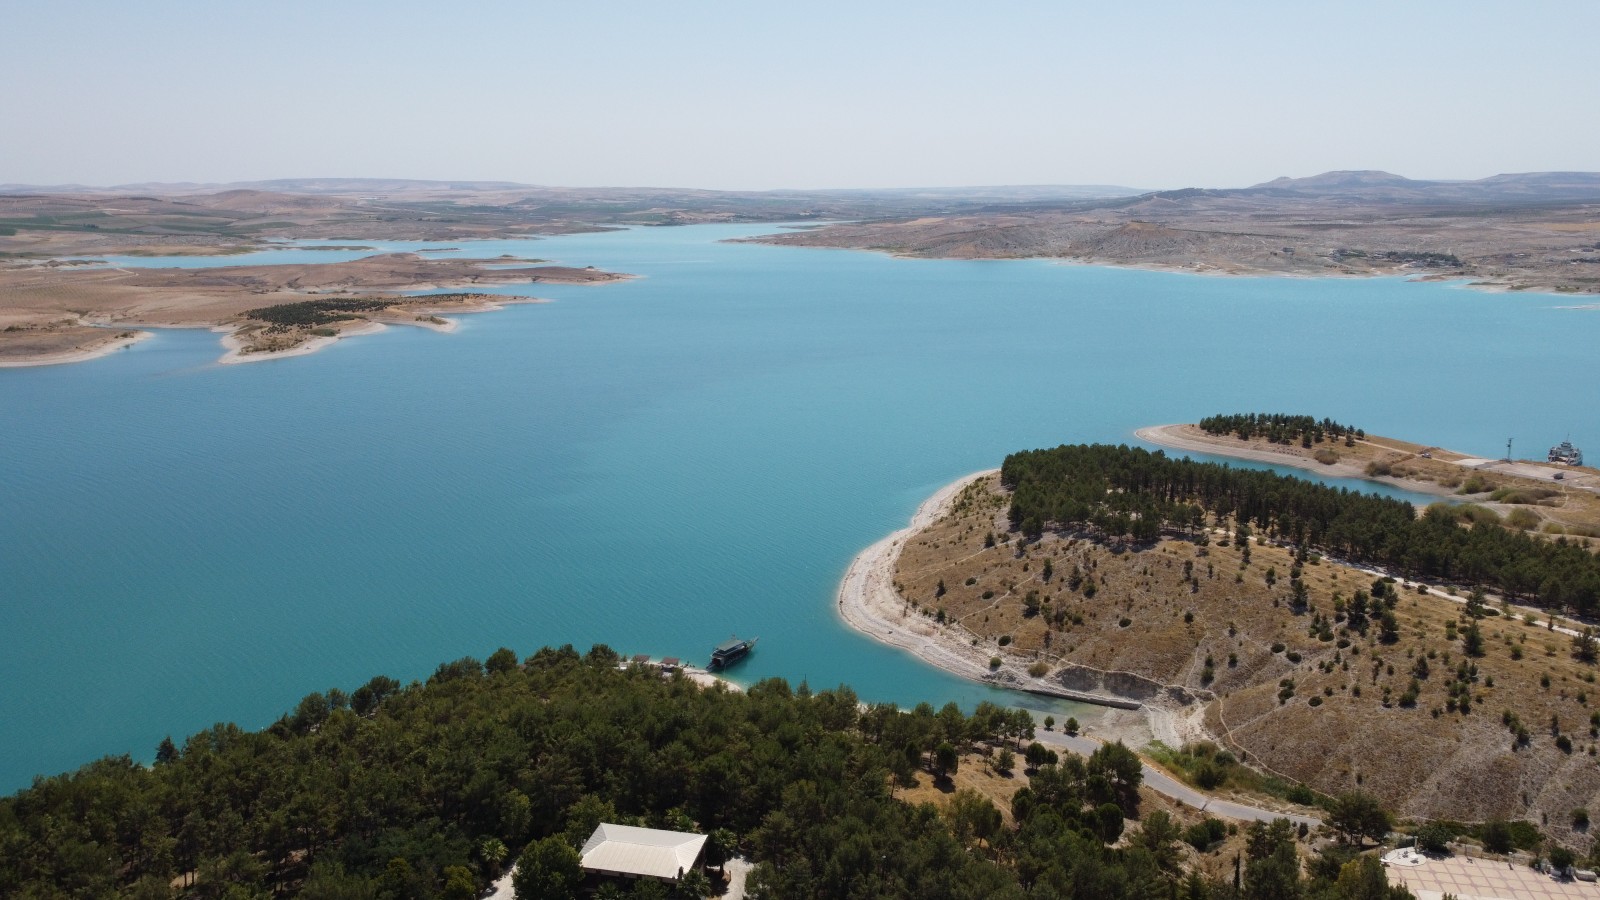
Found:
[1549,440,1584,466]
[709,635,758,670]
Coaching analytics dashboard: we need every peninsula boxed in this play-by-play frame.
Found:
[747,170,1600,296]
[842,426,1600,833]
[0,252,630,366]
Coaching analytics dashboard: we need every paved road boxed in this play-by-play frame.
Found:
[1031,729,1321,828]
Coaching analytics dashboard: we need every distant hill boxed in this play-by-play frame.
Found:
[0,178,541,196]
[1240,169,1600,204]
[4,172,1598,206]
[0,178,1147,202]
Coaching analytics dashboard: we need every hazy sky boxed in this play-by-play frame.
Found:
[7,0,1596,190]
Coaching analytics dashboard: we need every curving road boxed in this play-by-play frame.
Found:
[1031,729,1321,828]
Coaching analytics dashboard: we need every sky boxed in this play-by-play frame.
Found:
[5,0,1597,191]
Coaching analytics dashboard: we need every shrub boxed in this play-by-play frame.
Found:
[1271,643,1286,654]
[1415,822,1454,853]
[1183,817,1228,851]
[997,635,1012,646]
[989,656,1002,670]
[1313,448,1339,465]
[1550,846,1576,871]
[1505,508,1540,531]
[1193,760,1226,789]
[1118,617,1132,628]
[1027,661,1049,678]
[1480,820,1515,854]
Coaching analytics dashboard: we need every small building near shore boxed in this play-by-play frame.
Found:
[580,823,707,884]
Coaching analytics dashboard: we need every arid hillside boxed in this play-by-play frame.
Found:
[896,472,1600,841]
[749,171,1600,295]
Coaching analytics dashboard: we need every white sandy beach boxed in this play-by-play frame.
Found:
[835,470,1006,683]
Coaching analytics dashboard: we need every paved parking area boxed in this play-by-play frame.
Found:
[1389,855,1600,900]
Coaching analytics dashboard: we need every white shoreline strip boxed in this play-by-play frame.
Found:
[836,470,1003,683]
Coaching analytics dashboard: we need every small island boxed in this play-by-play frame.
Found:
[842,419,1600,830]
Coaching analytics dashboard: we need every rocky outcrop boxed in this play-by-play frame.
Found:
[1051,664,1208,708]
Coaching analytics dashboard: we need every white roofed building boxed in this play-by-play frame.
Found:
[579,823,708,884]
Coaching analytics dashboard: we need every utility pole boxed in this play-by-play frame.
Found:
[1506,437,1514,463]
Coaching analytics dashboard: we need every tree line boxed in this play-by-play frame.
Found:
[0,642,1419,899]
[1002,444,1600,615]
[245,298,394,328]
[1197,413,1362,447]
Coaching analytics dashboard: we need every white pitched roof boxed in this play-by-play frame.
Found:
[579,823,707,881]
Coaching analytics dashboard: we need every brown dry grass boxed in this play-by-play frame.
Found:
[0,322,138,357]
[896,476,1600,836]
[895,749,1027,829]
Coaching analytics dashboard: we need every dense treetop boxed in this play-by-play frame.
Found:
[1,642,1421,899]
[1197,413,1362,446]
[245,298,394,327]
[1001,444,1600,614]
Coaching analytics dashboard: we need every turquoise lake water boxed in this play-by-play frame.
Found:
[4,224,1596,792]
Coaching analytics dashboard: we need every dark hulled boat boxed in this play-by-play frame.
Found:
[709,635,758,670]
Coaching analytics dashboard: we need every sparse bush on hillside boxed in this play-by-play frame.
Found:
[1506,508,1540,531]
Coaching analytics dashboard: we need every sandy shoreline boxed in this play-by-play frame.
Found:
[835,470,1005,684]
[0,329,153,368]
[1134,423,1462,501]
[212,296,551,365]
[835,470,1205,746]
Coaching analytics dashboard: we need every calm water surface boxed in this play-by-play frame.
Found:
[3,224,1595,791]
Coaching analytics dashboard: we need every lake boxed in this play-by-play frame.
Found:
[3,223,1595,792]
